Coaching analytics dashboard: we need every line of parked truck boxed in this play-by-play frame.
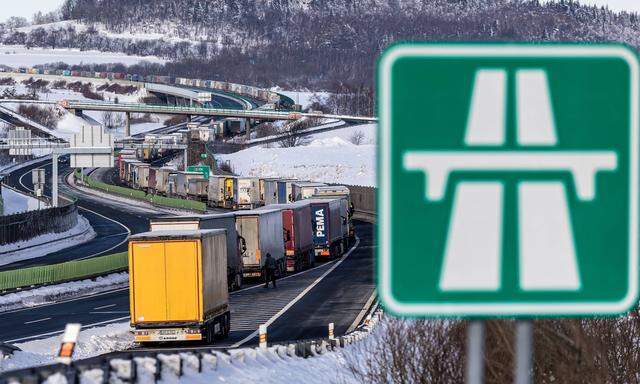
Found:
[126,179,354,344]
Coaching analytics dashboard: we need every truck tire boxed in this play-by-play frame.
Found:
[205,323,215,344]
[223,313,231,338]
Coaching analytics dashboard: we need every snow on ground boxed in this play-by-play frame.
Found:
[308,123,376,145]
[0,186,48,215]
[0,44,166,67]
[219,124,376,187]
[0,84,152,138]
[273,90,330,110]
[0,273,128,313]
[0,215,96,264]
[0,321,133,372]
[16,20,200,45]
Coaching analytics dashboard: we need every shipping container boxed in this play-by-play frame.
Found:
[313,185,355,239]
[135,163,150,190]
[257,201,314,272]
[128,230,230,343]
[235,209,285,278]
[150,213,244,290]
[276,179,298,204]
[208,175,226,208]
[260,178,279,206]
[237,177,261,209]
[224,177,238,209]
[156,167,176,195]
[176,171,203,197]
[187,178,209,201]
[148,167,158,193]
[307,198,344,259]
[291,182,327,201]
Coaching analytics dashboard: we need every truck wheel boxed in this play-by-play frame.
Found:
[223,313,231,338]
[205,323,214,344]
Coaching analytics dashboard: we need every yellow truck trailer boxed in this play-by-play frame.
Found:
[128,229,230,343]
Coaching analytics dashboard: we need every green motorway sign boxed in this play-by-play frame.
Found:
[187,165,211,180]
[377,43,639,317]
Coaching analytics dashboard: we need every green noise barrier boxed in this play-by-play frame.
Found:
[76,170,206,212]
[0,251,128,291]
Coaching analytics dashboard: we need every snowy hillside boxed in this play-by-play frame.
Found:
[0,44,165,67]
[218,124,376,187]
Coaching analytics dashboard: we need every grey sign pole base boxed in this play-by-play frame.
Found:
[514,320,533,384]
[465,320,485,384]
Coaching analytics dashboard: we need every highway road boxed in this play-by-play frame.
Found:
[0,159,152,271]
[0,221,374,348]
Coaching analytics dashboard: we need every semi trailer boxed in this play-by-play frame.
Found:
[128,230,230,343]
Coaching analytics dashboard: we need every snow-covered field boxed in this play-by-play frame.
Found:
[218,123,376,187]
[0,214,95,263]
[0,273,127,313]
[0,83,163,138]
[0,44,165,67]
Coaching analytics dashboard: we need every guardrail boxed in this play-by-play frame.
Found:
[0,251,127,292]
[75,170,206,212]
[0,304,382,384]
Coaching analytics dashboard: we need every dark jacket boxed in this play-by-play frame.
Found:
[265,254,276,271]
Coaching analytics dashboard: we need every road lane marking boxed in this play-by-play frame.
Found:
[230,235,361,348]
[7,316,130,344]
[24,317,51,325]
[0,287,129,315]
[90,311,129,314]
[93,304,116,310]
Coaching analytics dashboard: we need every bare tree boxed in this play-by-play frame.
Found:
[349,130,365,145]
[102,110,125,130]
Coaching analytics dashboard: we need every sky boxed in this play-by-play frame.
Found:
[1,0,640,23]
[1,0,66,22]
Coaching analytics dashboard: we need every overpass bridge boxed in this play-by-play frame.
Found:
[58,100,378,123]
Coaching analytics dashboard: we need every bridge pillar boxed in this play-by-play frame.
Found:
[125,112,131,137]
[245,119,252,141]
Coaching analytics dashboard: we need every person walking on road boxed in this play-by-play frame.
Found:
[264,253,277,289]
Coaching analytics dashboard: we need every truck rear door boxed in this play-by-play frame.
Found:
[238,217,260,267]
[311,204,329,246]
[165,241,200,322]
[131,242,167,323]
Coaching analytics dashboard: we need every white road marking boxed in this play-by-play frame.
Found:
[17,163,132,259]
[24,317,51,325]
[7,316,130,343]
[230,235,361,348]
[93,304,117,310]
[90,311,129,314]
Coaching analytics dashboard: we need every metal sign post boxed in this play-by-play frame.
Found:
[514,321,533,384]
[377,43,639,384]
[465,321,485,384]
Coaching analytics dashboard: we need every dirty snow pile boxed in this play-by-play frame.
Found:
[0,322,133,372]
[0,215,96,263]
[218,124,376,187]
[0,273,128,313]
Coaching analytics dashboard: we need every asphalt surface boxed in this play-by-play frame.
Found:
[0,221,375,347]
